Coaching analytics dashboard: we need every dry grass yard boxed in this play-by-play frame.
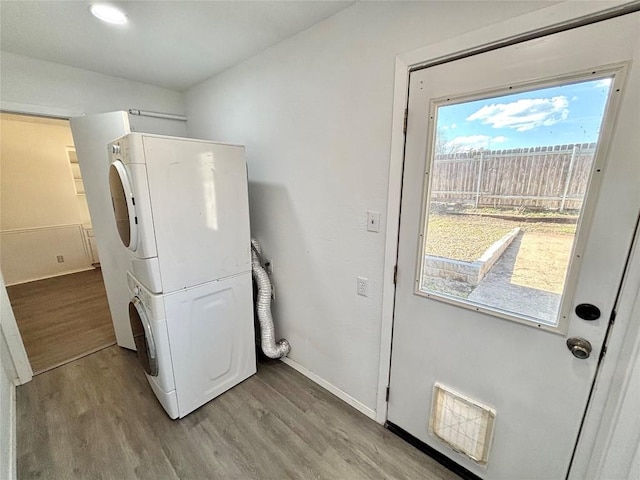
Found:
[512,233,574,294]
[425,214,577,262]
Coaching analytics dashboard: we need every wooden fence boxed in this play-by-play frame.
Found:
[430,143,597,211]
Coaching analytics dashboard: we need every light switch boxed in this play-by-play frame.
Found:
[367,211,380,232]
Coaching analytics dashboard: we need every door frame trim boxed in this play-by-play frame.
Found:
[568,218,640,479]
[378,1,640,477]
[0,107,82,388]
[0,101,83,119]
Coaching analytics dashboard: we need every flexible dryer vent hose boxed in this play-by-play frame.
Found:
[251,239,290,359]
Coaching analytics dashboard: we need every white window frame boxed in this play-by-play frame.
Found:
[412,67,625,334]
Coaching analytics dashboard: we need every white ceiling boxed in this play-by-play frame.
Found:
[0,1,354,92]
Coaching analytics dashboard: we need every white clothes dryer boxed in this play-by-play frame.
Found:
[127,271,256,419]
[109,133,251,293]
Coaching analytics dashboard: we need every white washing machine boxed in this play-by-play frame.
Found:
[127,271,256,419]
[108,133,251,293]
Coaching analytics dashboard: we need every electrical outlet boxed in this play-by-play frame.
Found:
[57,255,65,263]
[264,259,273,276]
[357,276,368,297]
[366,211,380,232]
[271,284,275,301]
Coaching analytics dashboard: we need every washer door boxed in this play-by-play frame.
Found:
[109,160,138,250]
[129,297,158,377]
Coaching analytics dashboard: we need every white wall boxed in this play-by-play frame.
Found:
[0,115,80,230]
[1,52,185,118]
[0,114,95,284]
[186,1,556,412]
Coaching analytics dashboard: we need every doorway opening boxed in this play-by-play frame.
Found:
[0,112,115,374]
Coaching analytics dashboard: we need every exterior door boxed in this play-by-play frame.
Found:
[388,14,639,480]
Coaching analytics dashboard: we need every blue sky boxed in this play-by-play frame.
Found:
[435,78,612,151]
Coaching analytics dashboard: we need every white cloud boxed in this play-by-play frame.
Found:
[466,96,569,132]
[447,135,508,151]
[450,123,457,129]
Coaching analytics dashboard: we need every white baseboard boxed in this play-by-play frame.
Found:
[279,356,376,420]
[6,267,95,287]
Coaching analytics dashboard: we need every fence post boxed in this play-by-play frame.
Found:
[475,150,485,208]
[560,144,578,212]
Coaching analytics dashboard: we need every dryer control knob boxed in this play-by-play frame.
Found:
[112,144,121,154]
[134,285,140,295]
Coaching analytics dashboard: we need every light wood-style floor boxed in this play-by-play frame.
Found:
[7,268,116,374]
[17,346,461,480]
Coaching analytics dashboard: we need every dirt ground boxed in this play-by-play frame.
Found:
[425,215,512,261]
[467,231,574,323]
[511,232,573,294]
[423,214,576,322]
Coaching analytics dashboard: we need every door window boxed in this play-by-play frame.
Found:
[419,77,613,327]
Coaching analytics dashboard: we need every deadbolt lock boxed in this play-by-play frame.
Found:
[567,337,592,359]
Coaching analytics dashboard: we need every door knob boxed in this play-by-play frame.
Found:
[567,337,592,359]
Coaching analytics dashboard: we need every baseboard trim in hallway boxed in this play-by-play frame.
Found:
[280,356,377,420]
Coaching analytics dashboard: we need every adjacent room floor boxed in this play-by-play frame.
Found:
[6,268,116,374]
[17,346,461,480]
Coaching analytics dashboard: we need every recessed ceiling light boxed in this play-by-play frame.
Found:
[90,4,128,25]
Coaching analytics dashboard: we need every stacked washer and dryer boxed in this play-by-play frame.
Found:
[107,133,256,419]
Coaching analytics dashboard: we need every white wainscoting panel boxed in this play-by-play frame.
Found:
[0,224,93,285]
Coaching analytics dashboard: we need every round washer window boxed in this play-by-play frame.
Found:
[129,298,158,377]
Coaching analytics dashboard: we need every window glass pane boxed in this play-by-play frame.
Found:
[421,78,612,326]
